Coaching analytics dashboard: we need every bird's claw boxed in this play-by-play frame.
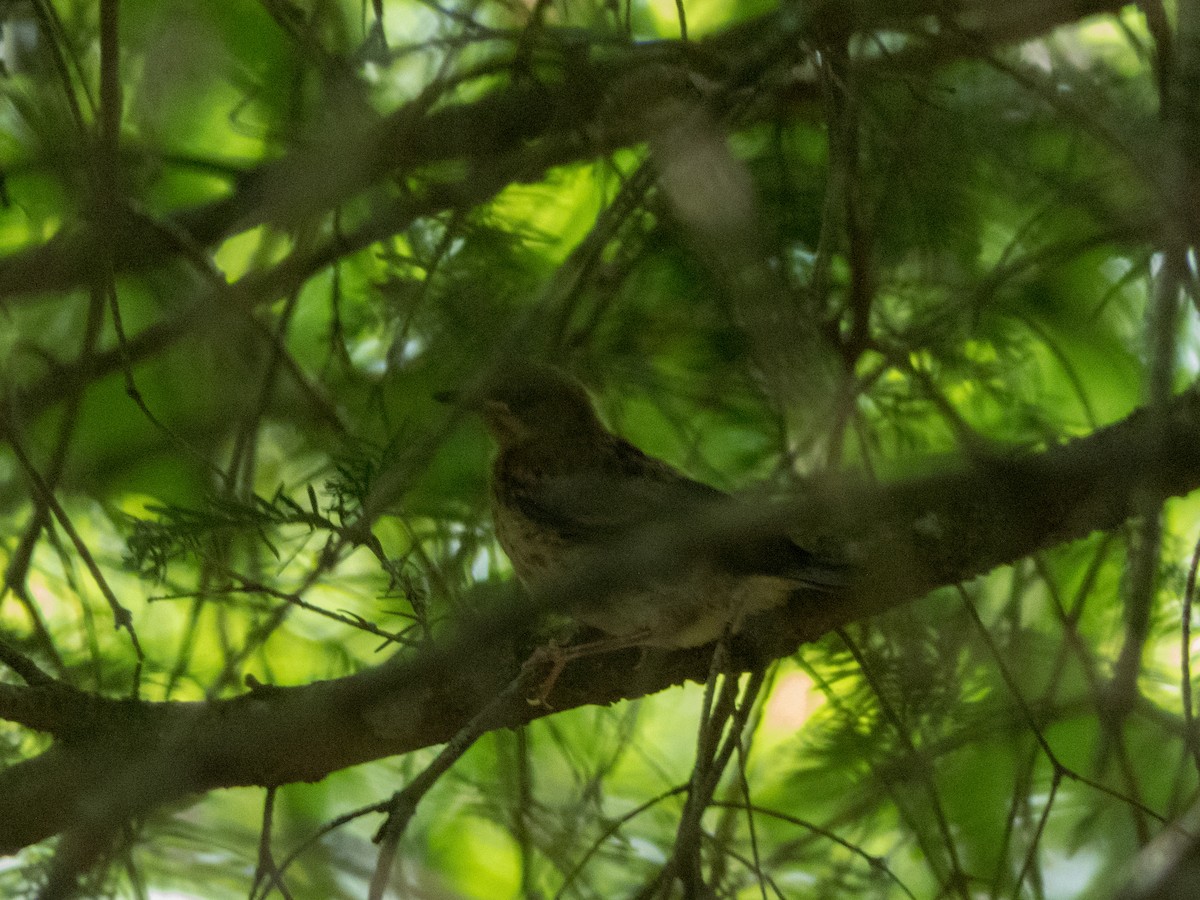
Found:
[521,639,567,708]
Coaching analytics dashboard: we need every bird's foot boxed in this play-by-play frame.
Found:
[521,630,653,707]
[560,629,653,661]
[522,639,567,709]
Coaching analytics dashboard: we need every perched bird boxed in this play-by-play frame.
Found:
[453,362,842,649]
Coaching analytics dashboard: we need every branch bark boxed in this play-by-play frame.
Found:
[3,381,1200,856]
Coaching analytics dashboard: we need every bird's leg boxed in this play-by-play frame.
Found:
[523,629,654,707]
[521,638,567,708]
[560,629,654,660]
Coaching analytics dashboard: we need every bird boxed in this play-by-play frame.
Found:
[450,361,843,650]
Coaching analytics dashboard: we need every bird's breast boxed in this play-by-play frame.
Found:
[489,465,573,586]
[488,451,802,648]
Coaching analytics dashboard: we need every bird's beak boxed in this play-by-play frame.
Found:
[435,388,515,437]
[433,388,509,417]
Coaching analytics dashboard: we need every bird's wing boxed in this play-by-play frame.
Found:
[506,440,846,589]
[509,466,719,541]
[719,530,847,588]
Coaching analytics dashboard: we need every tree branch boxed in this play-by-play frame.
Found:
[3,381,1199,856]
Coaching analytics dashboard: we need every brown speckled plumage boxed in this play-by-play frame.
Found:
[465,362,841,648]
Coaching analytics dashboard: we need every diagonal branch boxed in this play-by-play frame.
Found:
[2,381,1199,857]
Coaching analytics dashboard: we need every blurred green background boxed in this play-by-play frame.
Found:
[0,0,1194,897]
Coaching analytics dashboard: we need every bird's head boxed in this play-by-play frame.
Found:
[446,362,606,451]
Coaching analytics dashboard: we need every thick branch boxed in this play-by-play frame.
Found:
[3,383,1199,855]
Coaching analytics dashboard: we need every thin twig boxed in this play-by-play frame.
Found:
[367,660,546,899]
[0,636,54,686]
[4,425,145,678]
[250,786,295,900]
[959,586,1166,827]
[838,626,970,899]
[1183,533,1200,777]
